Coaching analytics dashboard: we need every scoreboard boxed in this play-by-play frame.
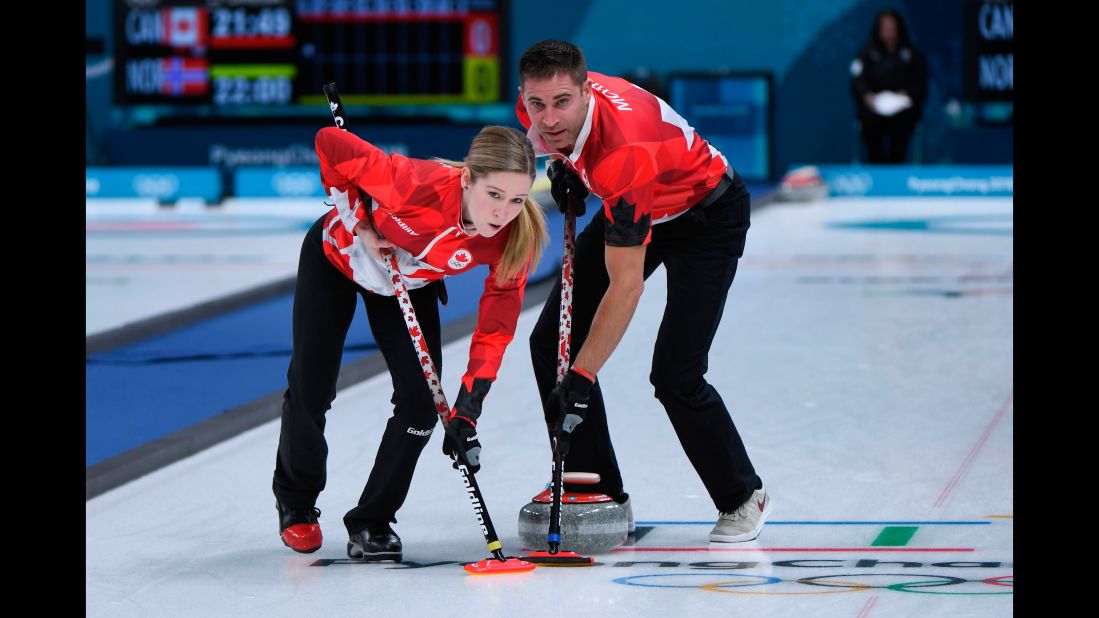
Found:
[964,0,1012,102]
[114,0,506,107]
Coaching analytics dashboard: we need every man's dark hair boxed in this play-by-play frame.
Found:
[518,39,587,86]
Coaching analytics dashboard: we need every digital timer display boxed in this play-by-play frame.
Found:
[209,5,294,47]
[114,0,506,107]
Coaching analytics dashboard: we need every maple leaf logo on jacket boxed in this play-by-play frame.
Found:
[448,249,473,270]
[606,197,652,247]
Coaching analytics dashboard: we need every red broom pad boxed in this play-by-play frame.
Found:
[464,557,536,574]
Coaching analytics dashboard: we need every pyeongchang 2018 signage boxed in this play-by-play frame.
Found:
[965,0,1013,101]
[813,165,1013,197]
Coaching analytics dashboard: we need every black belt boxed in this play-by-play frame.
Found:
[694,170,735,210]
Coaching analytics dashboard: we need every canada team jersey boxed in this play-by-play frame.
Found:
[517,71,730,246]
[314,126,527,382]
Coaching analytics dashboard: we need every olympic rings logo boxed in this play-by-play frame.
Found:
[831,172,874,195]
[272,172,318,196]
[614,573,1013,595]
[132,174,179,198]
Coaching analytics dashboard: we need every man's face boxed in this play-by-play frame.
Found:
[520,73,591,153]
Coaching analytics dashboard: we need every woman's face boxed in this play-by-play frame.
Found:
[878,15,899,49]
[462,170,532,237]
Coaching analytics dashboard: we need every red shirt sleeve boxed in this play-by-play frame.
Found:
[590,145,658,247]
[315,126,408,234]
[462,260,529,389]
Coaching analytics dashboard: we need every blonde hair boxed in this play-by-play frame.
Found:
[437,126,548,284]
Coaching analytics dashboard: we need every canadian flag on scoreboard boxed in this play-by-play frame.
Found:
[163,7,207,49]
[160,57,209,96]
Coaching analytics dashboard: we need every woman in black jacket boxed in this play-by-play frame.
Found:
[850,8,929,163]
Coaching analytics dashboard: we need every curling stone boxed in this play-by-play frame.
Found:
[517,472,628,554]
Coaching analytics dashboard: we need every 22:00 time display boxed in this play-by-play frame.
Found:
[212,75,292,105]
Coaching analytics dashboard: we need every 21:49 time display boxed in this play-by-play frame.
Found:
[210,7,292,38]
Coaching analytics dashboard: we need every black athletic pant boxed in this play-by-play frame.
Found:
[272,215,443,535]
[530,171,762,513]
[860,110,917,163]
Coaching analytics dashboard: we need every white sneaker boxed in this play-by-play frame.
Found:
[709,487,772,543]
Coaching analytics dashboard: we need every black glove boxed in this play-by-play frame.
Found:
[545,368,595,456]
[548,159,589,217]
[442,378,491,473]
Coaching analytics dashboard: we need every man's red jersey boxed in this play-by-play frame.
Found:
[517,71,730,246]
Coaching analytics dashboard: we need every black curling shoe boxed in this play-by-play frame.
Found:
[347,523,402,562]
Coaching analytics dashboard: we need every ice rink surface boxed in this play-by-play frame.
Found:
[87,195,1013,616]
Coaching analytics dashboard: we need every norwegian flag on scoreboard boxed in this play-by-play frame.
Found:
[163,7,207,49]
[160,57,208,96]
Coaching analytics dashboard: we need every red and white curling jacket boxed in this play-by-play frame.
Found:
[516,71,730,247]
[314,126,527,383]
